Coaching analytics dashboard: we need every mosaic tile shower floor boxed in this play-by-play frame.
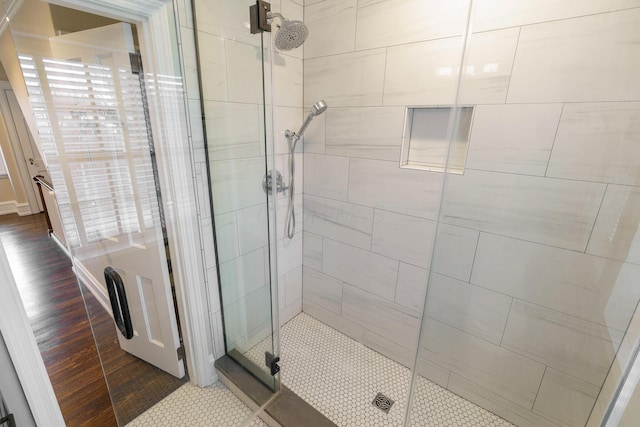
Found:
[127,313,514,426]
[272,313,514,427]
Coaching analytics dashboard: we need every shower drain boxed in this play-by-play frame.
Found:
[372,393,394,413]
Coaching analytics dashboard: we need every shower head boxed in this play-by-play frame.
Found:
[267,12,308,51]
[296,100,328,138]
[310,99,328,116]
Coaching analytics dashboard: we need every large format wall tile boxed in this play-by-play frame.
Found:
[384,27,518,106]
[272,53,303,108]
[284,266,303,307]
[467,104,563,176]
[302,267,343,314]
[322,238,399,301]
[210,157,268,214]
[225,40,263,104]
[214,212,239,263]
[533,368,600,427]
[474,0,640,32]
[196,32,227,102]
[371,210,435,269]
[507,9,640,103]
[204,101,261,161]
[196,0,260,46]
[348,159,444,220]
[236,203,268,255]
[502,300,622,386]
[425,273,512,344]
[587,185,640,264]
[325,107,405,161]
[224,286,271,350]
[342,284,421,350]
[355,0,469,51]
[421,318,546,409]
[447,374,559,427]
[383,36,461,106]
[441,170,606,251]
[304,49,386,107]
[431,224,479,281]
[546,102,640,185]
[472,233,640,333]
[304,195,374,250]
[302,231,322,271]
[273,106,304,155]
[219,248,267,306]
[303,0,356,59]
[457,28,520,104]
[301,112,325,154]
[303,153,349,200]
[395,262,428,313]
[278,231,303,275]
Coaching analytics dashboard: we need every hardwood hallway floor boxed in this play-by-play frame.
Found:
[0,213,186,426]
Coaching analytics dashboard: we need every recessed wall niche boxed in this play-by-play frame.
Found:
[400,106,474,174]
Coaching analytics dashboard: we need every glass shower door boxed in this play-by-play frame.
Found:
[193,0,280,390]
[408,2,640,427]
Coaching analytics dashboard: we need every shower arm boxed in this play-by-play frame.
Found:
[266,11,285,23]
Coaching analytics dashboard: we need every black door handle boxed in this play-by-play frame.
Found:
[0,414,16,427]
[104,267,134,339]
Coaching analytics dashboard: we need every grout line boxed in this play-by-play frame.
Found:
[544,102,565,178]
[468,229,481,282]
[503,26,521,103]
[532,365,548,410]
[499,297,514,346]
[584,183,609,254]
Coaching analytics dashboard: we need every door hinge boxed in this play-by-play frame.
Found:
[177,344,186,361]
[265,351,280,376]
[250,0,271,34]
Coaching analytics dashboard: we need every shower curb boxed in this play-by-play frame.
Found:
[215,355,337,427]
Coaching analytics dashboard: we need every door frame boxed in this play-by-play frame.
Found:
[2,0,215,387]
[0,241,66,427]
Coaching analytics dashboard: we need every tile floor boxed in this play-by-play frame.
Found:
[273,313,514,427]
[127,313,515,426]
[125,382,267,427]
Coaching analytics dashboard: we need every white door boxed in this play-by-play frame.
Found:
[0,87,46,212]
[25,23,185,378]
[6,91,49,212]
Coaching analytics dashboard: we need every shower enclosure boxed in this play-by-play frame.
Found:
[198,0,640,425]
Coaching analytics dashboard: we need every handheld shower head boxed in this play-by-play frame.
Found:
[296,100,328,138]
[267,12,308,51]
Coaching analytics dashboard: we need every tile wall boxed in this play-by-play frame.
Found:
[301,1,640,426]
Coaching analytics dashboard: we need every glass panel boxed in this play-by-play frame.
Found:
[6,1,190,424]
[409,3,640,427]
[192,0,279,390]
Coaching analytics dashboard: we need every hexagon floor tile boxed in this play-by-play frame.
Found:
[126,313,515,426]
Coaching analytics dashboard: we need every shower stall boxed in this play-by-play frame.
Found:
[1,0,638,425]
[196,0,640,425]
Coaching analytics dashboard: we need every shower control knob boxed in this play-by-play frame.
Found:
[262,169,287,195]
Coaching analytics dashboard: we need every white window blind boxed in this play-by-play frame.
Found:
[20,55,160,245]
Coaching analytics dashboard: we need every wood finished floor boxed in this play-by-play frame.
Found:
[0,213,186,426]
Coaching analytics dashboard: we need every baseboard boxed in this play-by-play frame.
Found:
[50,233,70,257]
[71,259,112,317]
[0,201,17,215]
[0,201,32,216]
[16,203,31,216]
